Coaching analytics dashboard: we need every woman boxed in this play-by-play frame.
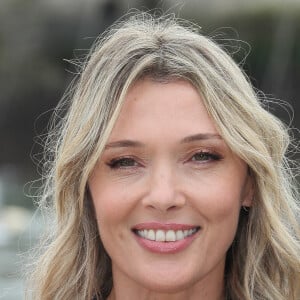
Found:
[28,12,300,300]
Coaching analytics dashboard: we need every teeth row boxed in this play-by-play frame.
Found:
[136,228,198,242]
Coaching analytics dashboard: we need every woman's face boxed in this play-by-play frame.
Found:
[89,79,252,295]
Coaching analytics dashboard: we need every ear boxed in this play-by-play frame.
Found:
[241,172,254,208]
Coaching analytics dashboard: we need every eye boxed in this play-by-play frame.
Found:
[107,157,139,169]
[190,151,221,163]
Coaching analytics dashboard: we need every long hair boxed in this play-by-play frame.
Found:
[27,12,300,300]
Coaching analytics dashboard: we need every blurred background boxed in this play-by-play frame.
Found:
[0,0,299,299]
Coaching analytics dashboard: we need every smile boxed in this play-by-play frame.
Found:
[134,228,199,242]
[132,223,201,254]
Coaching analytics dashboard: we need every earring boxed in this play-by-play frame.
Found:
[242,206,249,212]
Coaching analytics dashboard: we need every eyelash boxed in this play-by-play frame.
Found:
[106,157,139,169]
[190,151,222,163]
[106,151,222,170]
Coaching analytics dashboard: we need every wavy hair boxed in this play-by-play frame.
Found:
[27,12,300,300]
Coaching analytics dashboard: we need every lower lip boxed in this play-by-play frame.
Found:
[133,231,199,254]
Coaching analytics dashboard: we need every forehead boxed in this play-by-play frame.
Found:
[108,78,219,141]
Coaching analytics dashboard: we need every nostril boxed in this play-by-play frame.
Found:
[168,205,179,211]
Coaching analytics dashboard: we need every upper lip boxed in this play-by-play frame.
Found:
[132,222,200,231]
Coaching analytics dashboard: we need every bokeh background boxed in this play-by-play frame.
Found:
[0,0,299,299]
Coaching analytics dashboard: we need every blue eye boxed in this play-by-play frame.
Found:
[191,152,221,162]
[107,157,138,169]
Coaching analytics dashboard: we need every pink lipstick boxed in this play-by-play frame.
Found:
[132,222,200,254]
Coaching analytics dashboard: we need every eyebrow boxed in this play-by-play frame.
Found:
[104,133,222,149]
[180,133,222,143]
[104,140,145,149]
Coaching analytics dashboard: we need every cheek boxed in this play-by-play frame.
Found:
[211,189,241,219]
[198,182,243,254]
[196,178,243,213]
[89,185,126,248]
[89,181,134,229]
[204,197,241,243]
[191,175,244,235]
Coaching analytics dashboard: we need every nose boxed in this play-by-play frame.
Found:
[142,164,186,212]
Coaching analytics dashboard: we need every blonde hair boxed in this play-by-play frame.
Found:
[27,12,300,300]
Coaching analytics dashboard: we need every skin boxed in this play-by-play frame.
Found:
[89,78,252,300]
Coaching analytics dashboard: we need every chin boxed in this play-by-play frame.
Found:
[137,273,197,294]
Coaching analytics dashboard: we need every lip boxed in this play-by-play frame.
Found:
[132,222,200,254]
[133,222,198,231]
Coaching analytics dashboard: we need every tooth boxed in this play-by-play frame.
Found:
[147,229,155,240]
[155,230,165,242]
[142,229,148,239]
[138,227,198,241]
[166,230,176,242]
[176,230,184,240]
